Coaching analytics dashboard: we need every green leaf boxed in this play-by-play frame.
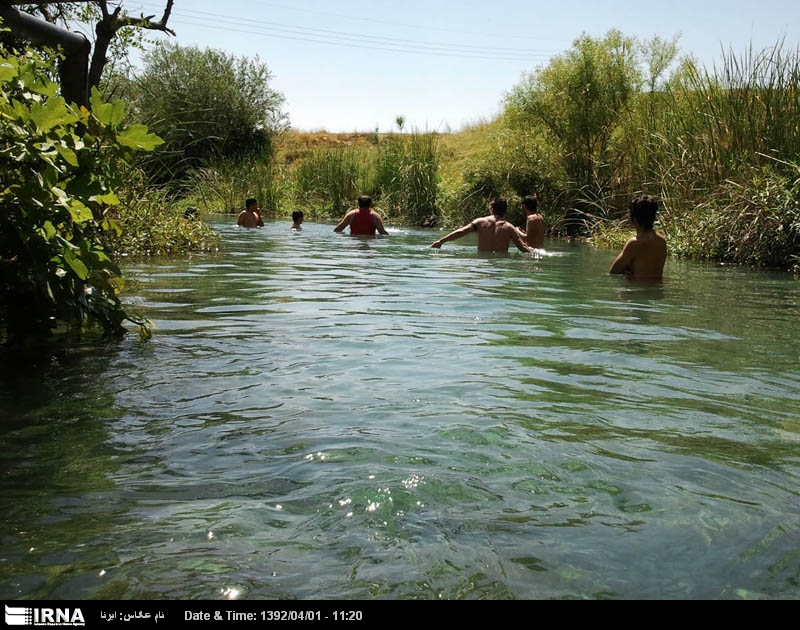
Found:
[90,88,126,126]
[56,143,79,167]
[43,221,57,240]
[28,79,60,100]
[10,99,29,120]
[91,192,120,206]
[51,186,69,205]
[91,249,112,265]
[117,124,165,151]
[102,218,123,236]
[29,97,73,132]
[64,249,89,280]
[0,60,18,83]
[37,152,58,170]
[66,199,94,224]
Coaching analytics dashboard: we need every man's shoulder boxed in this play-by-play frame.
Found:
[633,232,666,246]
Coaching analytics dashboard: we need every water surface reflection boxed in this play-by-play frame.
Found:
[1,218,798,599]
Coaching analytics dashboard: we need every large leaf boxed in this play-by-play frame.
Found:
[90,88,126,126]
[117,125,165,151]
[30,97,74,133]
[0,59,19,83]
[66,199,94,224]
[64,249,89,280]
[56,143,79,167]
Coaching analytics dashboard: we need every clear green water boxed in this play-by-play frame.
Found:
[1,218,799,600]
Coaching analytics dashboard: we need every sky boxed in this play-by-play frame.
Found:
[126,0,800,133]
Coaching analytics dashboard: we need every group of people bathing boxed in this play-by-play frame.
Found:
[237,193,667,280]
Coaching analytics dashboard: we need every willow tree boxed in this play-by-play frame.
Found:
[505,29,643,192]
[131,42,288,185]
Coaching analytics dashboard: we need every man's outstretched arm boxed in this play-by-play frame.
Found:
[431,223,474,248]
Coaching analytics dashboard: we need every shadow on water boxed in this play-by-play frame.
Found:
[0,340,141,598]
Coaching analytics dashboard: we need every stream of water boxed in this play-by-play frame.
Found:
[1,218,798,600]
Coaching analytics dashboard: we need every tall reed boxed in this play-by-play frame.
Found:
[637,42,800,269]
[292,146,366,217]
[662,41,800,185]
[288,132,440,223]
[186,157,287,215]
[368,131,439,223]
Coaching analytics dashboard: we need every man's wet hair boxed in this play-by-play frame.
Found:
[521,195,538,212]
[629,195,659,231]
[357,195,373,209]
[490,197,508,217]
[246,197,258,209]
[292,210,303,222]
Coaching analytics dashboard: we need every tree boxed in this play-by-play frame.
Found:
[8,1,175,96]
[131,41,288,184]
[505,29,643,191]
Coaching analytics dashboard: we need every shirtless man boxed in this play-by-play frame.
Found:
[237,197,264,228]
[430,198,531,253]
[609,194,667,280]
[334,195,389,235]
[517,194,545,249]
[291,210,304,230]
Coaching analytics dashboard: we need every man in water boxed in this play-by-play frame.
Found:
[609,194,667,280]
[334,195,389,235]
[430,198,531,253]
[291,210,304,230]
[237,197,264,228]
[517,194,545,249]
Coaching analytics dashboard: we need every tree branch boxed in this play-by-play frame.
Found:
[90,1,176,89]
[116,8,176,37]
[6,1,175,34]
[7,1,177,94]
[5,1,96,6]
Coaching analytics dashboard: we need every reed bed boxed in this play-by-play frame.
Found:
[185,158,287,216]
[660,42,800,186]
[291,146,368,217]
[287,131,440,224]
[647,42,800,270]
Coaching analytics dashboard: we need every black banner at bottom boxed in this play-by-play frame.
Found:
[3,600,509,626]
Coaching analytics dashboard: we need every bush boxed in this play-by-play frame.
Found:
[130,42,287,185]
[0,45,163,340]
[670,165,800,269]
[103,170,220,257]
